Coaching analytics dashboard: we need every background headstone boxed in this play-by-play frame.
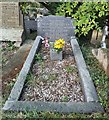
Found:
[0,2,24,47]
[0,2,23,28]
[90,30,103,45]
[92,48,109,76]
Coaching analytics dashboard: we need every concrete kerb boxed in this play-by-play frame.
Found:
[71,36,99,102]
[2,36,104,113]
[3,101,103,114]
[2,36,42,102]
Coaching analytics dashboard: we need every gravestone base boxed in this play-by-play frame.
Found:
[50,48,62,61]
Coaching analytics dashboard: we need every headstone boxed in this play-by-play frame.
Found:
[1,2,21,28]
[24,16,37,34]
[92,48,109,76]
[0,2,23,47]
[37,15,75,42]
[90,30,102,45]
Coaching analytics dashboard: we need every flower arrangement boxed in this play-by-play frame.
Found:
[42,37,65,53]
[42,37,50,48]
[53,39,65,53]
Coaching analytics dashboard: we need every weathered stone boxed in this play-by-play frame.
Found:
[0,2,24,46]
[92,48,109,76]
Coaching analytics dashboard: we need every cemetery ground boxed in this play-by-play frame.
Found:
[1,37,109,119]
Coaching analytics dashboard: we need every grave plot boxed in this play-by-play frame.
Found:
[2,16,104,113]
[2,36,104,113]
[20,42,84,102]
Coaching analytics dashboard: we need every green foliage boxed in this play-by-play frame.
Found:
[56,1,109,37]
[20,2,40,15]
[56,2,79,17]
[73,2,109,36]
[35,53,43,62]
[25,72,36,86]
[1,41,16,51]
[7,41,16,51]
[42,2,61,15]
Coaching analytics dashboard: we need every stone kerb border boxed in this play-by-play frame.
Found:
[71,36,99,102]
[2,36,104,113]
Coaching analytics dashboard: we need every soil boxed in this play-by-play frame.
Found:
[20,42,84,102]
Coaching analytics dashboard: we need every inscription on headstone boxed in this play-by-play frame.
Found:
[37,15,75,42]
[0,2,23,47]
[1,2,20,28]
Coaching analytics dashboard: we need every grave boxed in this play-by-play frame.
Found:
[0,2,23,47]
[2,16,104,113]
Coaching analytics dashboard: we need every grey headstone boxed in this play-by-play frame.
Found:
[37,15,75,42]
[24,16,37,33]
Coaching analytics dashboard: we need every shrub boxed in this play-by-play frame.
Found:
[56,1,109,37]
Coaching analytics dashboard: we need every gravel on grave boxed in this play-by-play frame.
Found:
[20,42,84,102]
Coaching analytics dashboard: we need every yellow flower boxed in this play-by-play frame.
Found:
[53,39,65,52]
[59,39,65,45]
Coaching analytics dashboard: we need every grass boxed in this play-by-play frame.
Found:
[1,41,109,119]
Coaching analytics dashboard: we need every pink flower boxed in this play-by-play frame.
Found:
[45,43,50,48]
[42,37,50,48]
